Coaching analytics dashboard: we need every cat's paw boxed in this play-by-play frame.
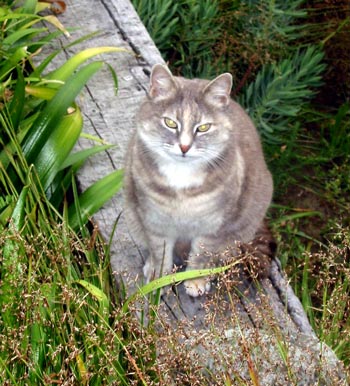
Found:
[184,278,211,297]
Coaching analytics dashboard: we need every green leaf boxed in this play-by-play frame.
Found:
[46,46,128,84]
[0,47,28,81]
[9,67,25,130]
[59,144,114,171]
[46,168,74,208]
[33,106,83,191]
[43,15,70,37]
[123,260,242,312]
[22,0,37,14]
[0,184,29,324]
[3,27,47,46]
[68,169,123,231]
[77,279,109,303]
[10,183,30,231]
[76,280,110,323]
[25,85,57,100]
[33,31,101,77]
[21,61,104,166]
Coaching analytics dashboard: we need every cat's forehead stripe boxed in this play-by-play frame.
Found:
[182,104,195,128]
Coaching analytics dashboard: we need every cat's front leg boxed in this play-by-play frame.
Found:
[143,236,174,283]
[183,238,216,297]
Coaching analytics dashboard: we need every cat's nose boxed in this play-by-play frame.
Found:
[179,144,191,154]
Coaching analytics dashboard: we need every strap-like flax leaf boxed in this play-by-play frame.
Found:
[0,46,28,80]
[68,169,123,231]
[2,27,47,46]
[59,144,115,171]
[33,106,83,191]
[46,46,128,84]
[21,61,104,167]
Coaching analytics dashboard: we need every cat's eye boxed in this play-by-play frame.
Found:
[196,123,211,133]
[164,117,178,129]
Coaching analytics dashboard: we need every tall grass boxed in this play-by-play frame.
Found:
[0,1,138,383]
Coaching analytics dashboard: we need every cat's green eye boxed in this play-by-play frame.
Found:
[164,118,178,129]
[197,123,211,133]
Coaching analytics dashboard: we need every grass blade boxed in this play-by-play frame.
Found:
[9,67,25,129]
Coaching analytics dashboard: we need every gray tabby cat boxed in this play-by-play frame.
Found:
[124,64,273,297]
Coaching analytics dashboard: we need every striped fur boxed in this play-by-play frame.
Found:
[123,64,273,296]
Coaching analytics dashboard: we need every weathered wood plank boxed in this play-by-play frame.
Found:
[48,1,348,383]
[46,0,163,280]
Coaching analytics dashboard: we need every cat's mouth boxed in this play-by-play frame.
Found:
[165,145,196,160]
[160,143,202,162]
[170,152,196,161]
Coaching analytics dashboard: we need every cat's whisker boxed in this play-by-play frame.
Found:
[196,148,231,171]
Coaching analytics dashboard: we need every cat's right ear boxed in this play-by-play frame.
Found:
[149,64,177,101]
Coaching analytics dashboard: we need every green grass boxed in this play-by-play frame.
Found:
[0,2,138,383]
[268,102,350,366]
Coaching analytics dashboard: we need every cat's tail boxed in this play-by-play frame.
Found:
[238,220,277,279]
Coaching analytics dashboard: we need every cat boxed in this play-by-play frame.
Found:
[123,64,273,297]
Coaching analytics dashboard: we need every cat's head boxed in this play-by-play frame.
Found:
[137,64,233,166]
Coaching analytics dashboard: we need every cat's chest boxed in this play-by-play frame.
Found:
[158,160,205,190]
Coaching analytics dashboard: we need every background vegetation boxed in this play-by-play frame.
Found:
[132,0,350,371]
[0,0,349,384]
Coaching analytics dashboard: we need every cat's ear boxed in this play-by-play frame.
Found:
[149,64,177,101]
[203,73,233,108]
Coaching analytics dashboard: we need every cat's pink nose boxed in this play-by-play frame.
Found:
[179,144,190,154]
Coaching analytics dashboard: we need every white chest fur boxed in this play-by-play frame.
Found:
[158,160,205,190]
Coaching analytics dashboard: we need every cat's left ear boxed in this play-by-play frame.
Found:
[203,73,233,108]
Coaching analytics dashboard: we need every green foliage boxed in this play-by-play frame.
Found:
[0,1,124,231]
[220,0,307,68]
[132,0,222,78]
[132,0,309,79]
[0,210,155,384]
[239,46,326,143]
[319,102,350,161]
[172,0,223,77]
[132,0,179,52]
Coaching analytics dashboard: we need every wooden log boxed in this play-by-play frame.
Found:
[48,0,348,383]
